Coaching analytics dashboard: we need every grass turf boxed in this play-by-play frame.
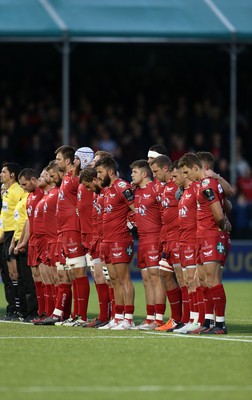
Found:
[0,281,251,400]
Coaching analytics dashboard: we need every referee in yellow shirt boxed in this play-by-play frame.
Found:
[0,163,24,320]
[10,191,38,320]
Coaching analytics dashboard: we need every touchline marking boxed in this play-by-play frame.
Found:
[147,332,252,343]
[0,336,167,340]
[0,335,251,343]
[0,385,251,393]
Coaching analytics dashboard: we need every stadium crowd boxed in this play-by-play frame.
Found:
[0,44,251,239]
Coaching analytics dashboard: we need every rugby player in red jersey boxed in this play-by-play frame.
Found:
[179,153,231,334]
[171,163,201,334]
[41,161,73,326]
[150,156,183,332]
[55,145,89,326]
[32,169,56,322]
[80,167,112,328]
[130,159,166,330]
[95,157,135,330]
[18,169,44,320]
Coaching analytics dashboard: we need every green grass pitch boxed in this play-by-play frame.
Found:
[0,281,251,400]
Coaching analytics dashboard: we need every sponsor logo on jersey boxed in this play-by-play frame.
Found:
[218,183,223,193]
[77,191,82,200]
[104,204,113,213]
[166,187,174,192]
[112,252,122,258]
[185,254,193,260]
[2,202,8,212]
[185,194,192,199]
[14,210,19,220]
[69,247,78,253]
[216,242,225,254]
[149,255,159,261]
[202,178,210,187]
[143,194,151,198]
[118,181,127,188]
[126,245,133,256]
[180,205,188,217]
[162,198,170,208]
[109,193,116,197]
[203,250,213,257]
[31,195,37,200]
[48,192,55,197]
[139,205,147,216]
[59,191,64,200]
[27,206,33,216]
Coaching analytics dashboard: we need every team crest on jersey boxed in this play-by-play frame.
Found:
[162,198,170,208]
[95,204,103,214]
[104,204,113,213]
[218,183,223,193]
[139,205,147,216]
[59,191,64,200]
[126,245,133,256]
[180,206,188,218]
[27,206,32,216]
[202,178,210,187]
[216,242,225,254]
[118,181,127,188]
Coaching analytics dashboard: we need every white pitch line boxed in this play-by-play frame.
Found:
[0,335,168,340]
[0,334,251,343]
[0,385,251,393]
[147,332,252,343]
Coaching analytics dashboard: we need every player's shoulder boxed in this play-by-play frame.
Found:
[114,179,130,190]
[200,177,217,190]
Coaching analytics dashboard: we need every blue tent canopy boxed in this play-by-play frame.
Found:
[0,0,252,42]
[1,0,251,184]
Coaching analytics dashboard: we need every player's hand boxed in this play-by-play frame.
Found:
[205,169,218,179]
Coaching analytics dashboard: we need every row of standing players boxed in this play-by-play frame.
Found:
[0,144,233,334]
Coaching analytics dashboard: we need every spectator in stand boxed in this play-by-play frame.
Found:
[236,165,252,203]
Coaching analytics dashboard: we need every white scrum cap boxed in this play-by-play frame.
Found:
[75,147,94,169]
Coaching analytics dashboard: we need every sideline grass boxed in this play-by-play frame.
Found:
[0,281,251,400]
